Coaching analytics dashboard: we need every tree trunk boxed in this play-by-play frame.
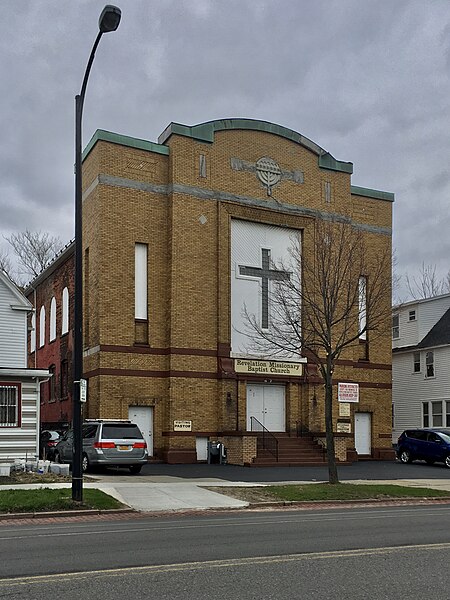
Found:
[324,369,339,484]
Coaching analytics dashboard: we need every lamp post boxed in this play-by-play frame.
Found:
[73,5,121,502]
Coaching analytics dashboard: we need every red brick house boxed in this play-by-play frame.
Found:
[25,241,74,431]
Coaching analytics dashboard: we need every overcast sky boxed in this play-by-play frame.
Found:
[0,0,449,300]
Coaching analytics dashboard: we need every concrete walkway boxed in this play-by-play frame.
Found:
[3,476,450,513]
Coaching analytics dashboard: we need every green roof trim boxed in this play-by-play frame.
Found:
[83,129,169,161]
[158,119,353,174]
[318,152,353,174]
[351,185,395,202]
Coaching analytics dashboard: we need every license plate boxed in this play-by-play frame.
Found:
[118,445,131,451]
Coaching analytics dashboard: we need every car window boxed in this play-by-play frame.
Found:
[82,425,98,439]
[101,424,143,439]
[438,432,450,444]
[428,433,441,443]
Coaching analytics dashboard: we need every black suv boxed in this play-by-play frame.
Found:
[397,428,450,468]
[54,419,148,473]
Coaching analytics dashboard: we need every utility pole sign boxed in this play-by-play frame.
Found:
[79,378,87,403]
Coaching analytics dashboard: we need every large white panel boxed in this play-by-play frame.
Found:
[231,219,300,358]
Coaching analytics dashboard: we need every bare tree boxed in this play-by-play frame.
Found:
[405,262,450,300]
[0,230,64,286]
[242,218,391,484]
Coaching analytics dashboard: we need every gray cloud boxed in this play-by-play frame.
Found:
[0,0,449,297]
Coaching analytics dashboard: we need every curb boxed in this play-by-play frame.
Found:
[247,497,450,509]
[0,508,135,521]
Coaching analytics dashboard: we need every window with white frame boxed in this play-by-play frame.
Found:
[135,243,148,320]
[0,384,20,427]
[39,306,46,347]
[62,287,69,335]
[358,276,367,340]
[392,314,399,339]
[425,351,434,378]
[432,401,443,426]
[50,297,56,342]
[413,352,421,373]
[408,310,416,321]
[31,312,36,353]
[423,401,450,428]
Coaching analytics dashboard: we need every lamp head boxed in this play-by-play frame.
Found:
[99,5,121,33]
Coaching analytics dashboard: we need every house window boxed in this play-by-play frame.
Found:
[60,359,68,399]
[408,310,416,321]
[39,305,46,347]
[0,384,20,427]
[50,297,56,342]
[413,352,421,373]
[392,314,399,339]
[425,351,434,378]
[48,365,56,402]
[62,287,69,335]
[422,402,429,428]
[30,312,36,353]
[432,401,442,426]
[446,402,450,427]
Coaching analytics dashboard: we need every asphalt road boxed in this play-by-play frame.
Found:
[108,459,450,481]
[1,504,450,598]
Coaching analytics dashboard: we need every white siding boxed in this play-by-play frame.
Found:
[0,378,39,460]
[0,280,28,368]
[393,295,450,350]
[392,346,450,442]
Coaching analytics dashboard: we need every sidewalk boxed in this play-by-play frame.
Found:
[2,476,450,514]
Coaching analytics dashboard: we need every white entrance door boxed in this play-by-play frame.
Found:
[354,412,371,455]
[246,385,285,432]
[128,406,153,456]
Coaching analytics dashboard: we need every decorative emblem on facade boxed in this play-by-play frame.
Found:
[256,157,281,196]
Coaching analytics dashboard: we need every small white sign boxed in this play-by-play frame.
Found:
[79,379,87,403]
[337,422,351,433]
[339,402,351,417]
[174,420,192,431]
[338,382,359,403]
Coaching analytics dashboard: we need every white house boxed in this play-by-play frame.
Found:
[392,293,450,443]
[0,271,49,460]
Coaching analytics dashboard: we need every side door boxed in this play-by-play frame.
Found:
[427,432,447,462]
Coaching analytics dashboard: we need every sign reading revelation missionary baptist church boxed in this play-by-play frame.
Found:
[235,359,303,376]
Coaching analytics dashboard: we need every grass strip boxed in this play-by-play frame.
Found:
[0,488,123,513]
[266,483,450,502]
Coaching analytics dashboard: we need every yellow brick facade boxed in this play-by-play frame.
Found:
[82,120,394,464]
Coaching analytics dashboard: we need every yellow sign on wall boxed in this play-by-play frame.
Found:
[235,359,303,376]
[173,420,192,431]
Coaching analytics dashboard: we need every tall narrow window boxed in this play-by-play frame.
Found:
[60,360,68,399]
[39,306,46,347]
[30,313,36,353]
[135,243,148,344]
[432,401,442,426]
[392,314,399,339]
[50,297,56,341]
[425,351,434,378]
[422,402,429,428]
[48,365,56,402]
[358,276,367,340]
[62,287,69,335]
[413,352,421,373]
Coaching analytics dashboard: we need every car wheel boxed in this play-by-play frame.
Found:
[425,459,435,465]
[399,449,413,464]
[445,456,450,469]
[81,454,90,473]
[129,465,142,474]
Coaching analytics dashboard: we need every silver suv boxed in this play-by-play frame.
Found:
[54,419,148,474]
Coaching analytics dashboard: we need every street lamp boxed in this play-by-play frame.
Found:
[73,5,121,502]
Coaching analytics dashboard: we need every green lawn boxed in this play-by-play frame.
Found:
[0,488,123,513]
[267,483,450,502]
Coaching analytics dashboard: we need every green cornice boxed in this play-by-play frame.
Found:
[158,119,353,174]
[351,185,395,202]
[83,129,169,161]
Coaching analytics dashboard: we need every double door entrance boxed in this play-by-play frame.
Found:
[246,384,285,432]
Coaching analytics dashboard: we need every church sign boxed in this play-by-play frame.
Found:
[235,359,303,376]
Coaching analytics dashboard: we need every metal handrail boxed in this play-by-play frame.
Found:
[250,417,279,461]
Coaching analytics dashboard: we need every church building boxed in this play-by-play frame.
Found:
[74,119,394,464]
